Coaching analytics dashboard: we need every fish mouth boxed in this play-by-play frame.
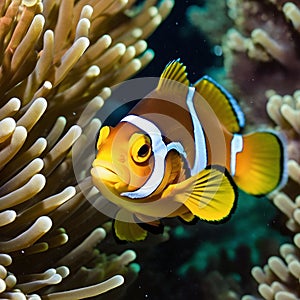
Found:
[91,166,120,184]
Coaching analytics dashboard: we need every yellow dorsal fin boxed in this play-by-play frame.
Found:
[157,59,190,92]
[167,165,237,222]
[194,76,245,133]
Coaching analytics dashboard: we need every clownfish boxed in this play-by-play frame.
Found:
[91,60,287,242]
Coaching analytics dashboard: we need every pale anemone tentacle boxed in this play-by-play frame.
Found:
[0,0,174,298]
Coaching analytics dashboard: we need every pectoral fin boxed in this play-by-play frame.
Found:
[167,165,238,222]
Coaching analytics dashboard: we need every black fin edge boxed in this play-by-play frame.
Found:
[198,75,245,133]
[202,164,239,224]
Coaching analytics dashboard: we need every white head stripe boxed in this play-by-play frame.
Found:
[120,115,168,199]
[122,115,161,138]
[230,134,243,176]
[167,142,187,159]
[186,87,207,175]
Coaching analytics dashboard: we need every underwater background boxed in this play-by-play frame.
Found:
[0,0,299,299]
[121,0,295,299]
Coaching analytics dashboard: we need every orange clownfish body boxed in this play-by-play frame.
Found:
[91,60,287,242]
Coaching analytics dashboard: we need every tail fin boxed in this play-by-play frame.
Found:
[234,131,287,195]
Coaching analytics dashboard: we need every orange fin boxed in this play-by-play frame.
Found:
[179,211,197,223]
[168,165,237,222]
[113,209,147,242]
[194,76,245,133]
[157,59,189,92]
[234,131,287,195]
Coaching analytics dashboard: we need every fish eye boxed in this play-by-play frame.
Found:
[138,144,151,158]
[130,133,152,163]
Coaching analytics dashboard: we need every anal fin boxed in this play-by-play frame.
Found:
[135,213,164,235]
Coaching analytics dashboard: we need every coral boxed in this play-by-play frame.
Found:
[185,1,300,299]
[187,0,300,124]
[241,91,300,300]
[186,0,233,46]
[0,0,173,298]
[223,0,300,124]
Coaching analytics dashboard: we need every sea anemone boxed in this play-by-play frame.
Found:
[0,0,173,298]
